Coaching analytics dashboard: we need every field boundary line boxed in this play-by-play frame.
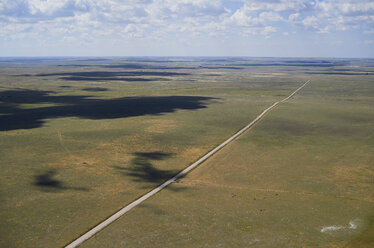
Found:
[65,79,310,248]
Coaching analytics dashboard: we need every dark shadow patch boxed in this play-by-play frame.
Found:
[114,152,186,190]
[115,152,177,183]
[0,89,217,131]
[133,152,171,160]
[36,71,190,77]
[102,64,150,69]
[60,86,72,88]
[59,76,164,81]
[34,170,62,188]
[103,65,194,70]
[203,73,222,76]
[0,89,82,104]
[57,64,99,67]
[82,87,108,92]
[33,170,89,192]
[29,71,191,82]
[56,64,194,70]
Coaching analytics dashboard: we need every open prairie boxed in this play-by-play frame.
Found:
[0,57,373,247]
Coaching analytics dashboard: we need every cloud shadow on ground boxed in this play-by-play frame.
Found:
[0,89,217,131]
[24,71,191,82]
[81,87,109,92]
[114,152,177,183]
[113,152,186,191]
[33,169,89,193]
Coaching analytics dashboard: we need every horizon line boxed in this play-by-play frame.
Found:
[1,56,374,59]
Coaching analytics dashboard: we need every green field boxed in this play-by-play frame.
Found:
[0,57,373,247]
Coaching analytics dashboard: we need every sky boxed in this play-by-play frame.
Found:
[0,0,374,57]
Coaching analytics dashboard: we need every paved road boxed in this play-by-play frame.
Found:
[65,79,311,248]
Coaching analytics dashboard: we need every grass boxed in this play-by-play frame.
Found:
[80,67,373,247]
[0,57,373,247]
[0,57,304,247]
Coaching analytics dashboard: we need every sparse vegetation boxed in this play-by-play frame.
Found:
[0,57,373,247]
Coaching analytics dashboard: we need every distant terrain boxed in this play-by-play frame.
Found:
[0,57,373,247]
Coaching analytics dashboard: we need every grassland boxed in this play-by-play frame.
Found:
[0,57,373,247]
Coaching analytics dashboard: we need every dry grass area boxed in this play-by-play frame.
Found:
[1,57,373,247]
[82,73,374,248]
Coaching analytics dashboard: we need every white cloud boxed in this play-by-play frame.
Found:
[316,1,374,15]
[122,23,149,38]
[241,0,310,12]
[259,11,284,22]
[28,0,69,15]
[313,0,374,31]
[1,0,374,53]
[288,13,300,22]
[261,25,276,35]
[302,15,319,29]
[318,26,329,33]
[227,6,284,28]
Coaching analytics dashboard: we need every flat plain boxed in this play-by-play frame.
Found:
[0,57,373,247]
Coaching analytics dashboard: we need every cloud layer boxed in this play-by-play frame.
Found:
[1,0,374,56]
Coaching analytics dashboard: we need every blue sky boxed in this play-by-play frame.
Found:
[1,0,374,57]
